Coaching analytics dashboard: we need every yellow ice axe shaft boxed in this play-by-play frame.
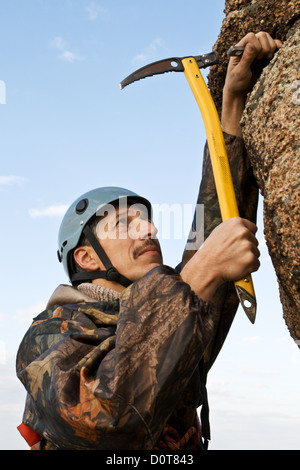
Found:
[182,57,256,323]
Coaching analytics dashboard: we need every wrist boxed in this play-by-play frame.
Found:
[221,88,246,137]
[180,257,223,302]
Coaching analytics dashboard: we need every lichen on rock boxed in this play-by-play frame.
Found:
[208,1,300,344]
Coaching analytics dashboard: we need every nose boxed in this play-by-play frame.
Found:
[130,218,158,240]
[140,218,158,240]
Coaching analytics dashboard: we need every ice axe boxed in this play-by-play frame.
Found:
[120,46,257,324]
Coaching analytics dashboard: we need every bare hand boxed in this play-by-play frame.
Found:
[180,217,260,301]
[224,32,283,98]
[221,32,282,136]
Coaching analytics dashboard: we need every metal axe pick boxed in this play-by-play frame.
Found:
[120,47,257,324]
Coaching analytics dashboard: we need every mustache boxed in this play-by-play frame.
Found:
[133,239,162,260]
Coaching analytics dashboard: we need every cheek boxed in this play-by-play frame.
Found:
[103,240,132,269]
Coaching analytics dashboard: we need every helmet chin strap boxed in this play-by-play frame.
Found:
[71,225,133,288]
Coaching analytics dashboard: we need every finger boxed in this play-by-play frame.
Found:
[244,228,260,250]
[256,33,274,59]
[249,256,260,274]
[233,32,282,66]
[234,32,262,67]
[246,242,261,269]
[254,245,260,259]
[240,218,258,234]
[256,32,282,50]
[255,32,278,59]
[248,232,260,248]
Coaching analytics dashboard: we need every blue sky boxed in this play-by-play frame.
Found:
[0,0,299,450]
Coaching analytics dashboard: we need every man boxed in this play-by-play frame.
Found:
[16,32,281,450]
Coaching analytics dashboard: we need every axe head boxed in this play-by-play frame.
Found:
[120,51,219,90]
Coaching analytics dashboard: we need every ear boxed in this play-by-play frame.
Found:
[73,245,102,271]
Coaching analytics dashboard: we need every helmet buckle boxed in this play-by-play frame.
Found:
[105,267,120,282]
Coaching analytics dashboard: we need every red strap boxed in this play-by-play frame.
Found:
[17,423,41,447]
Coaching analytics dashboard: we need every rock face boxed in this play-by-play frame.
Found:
[208,0,300,113]
[208,1,300,344]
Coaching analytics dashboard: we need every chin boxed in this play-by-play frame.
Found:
[131,262,162,282]
[144,261,162,274]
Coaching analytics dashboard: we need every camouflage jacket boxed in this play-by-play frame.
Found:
[16,133,258,450]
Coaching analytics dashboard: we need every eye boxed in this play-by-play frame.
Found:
[136,210,150,222]
[116,216,128,228]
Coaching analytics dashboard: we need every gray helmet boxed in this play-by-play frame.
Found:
[57,186,152,286]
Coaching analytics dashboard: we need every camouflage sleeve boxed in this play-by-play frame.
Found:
[181,133,259,371]
[17,266,217,450]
